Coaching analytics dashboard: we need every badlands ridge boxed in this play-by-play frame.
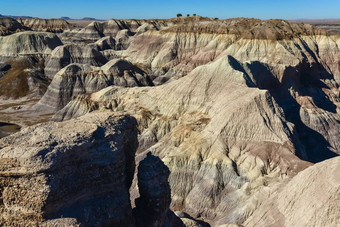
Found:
[0,16,339,226]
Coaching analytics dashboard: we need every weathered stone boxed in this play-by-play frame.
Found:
[0,112,138,226]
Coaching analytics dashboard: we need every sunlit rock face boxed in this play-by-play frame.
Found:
[0,31,62,62]
[16,18,73,33]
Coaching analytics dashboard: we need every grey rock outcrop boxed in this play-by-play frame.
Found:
[36,58,152,112]
[0,31,62,62]
[88,36,116,51]
[0,112,139,226]
[115,29,134,50]
[0,111,184,226]
[75,19,140,40]
[44,44,107,79]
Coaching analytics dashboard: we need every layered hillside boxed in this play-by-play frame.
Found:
[0,17,29,36]
[49,19,340,225]
[36,59,152,112]
[17,18,73,33]
[74,19,169,40]
[44,43,107,79]
[124,19,333,80]
[0,31,63,62]
[0,31,62,99]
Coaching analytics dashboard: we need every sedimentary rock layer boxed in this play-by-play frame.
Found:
[0,31,63,62]
[75,19,169,40]
[54,53,316,224]
[88,36,116,51]
[124,19,338,82]
[36,58,152,112]
[5,18,339,226]
[44,44,107,79]
[0,17,29,36]
[16,18,73,33]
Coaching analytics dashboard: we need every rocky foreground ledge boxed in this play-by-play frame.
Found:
[0,112,182,226]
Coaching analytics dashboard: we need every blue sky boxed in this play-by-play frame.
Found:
[1,0,339,20]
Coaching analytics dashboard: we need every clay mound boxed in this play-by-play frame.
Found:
[44,43,107,79]
[115,29,134,50]
[0,17,29,36]
[135,22,169,35]
[0,31,63,62]
[88,36,116,51]
[36,58,152,112]
[17,18,73,33]
[244,156,340,227]
[74,21,104,40]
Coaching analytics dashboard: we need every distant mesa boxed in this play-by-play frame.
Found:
[59,16,104,21]
[82,17,98,21]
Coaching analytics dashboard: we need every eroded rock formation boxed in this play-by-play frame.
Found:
[1,17,340,227]
[0,111,184,226]
[74,19,167,40]
[16,18,73,33]
[88,36,116,51]
[0,17,29,36]
[0,112,138,226]
[44,44,107,79]
[52,19,340,222]
[36,59,152,112]
[0,31,63,62]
